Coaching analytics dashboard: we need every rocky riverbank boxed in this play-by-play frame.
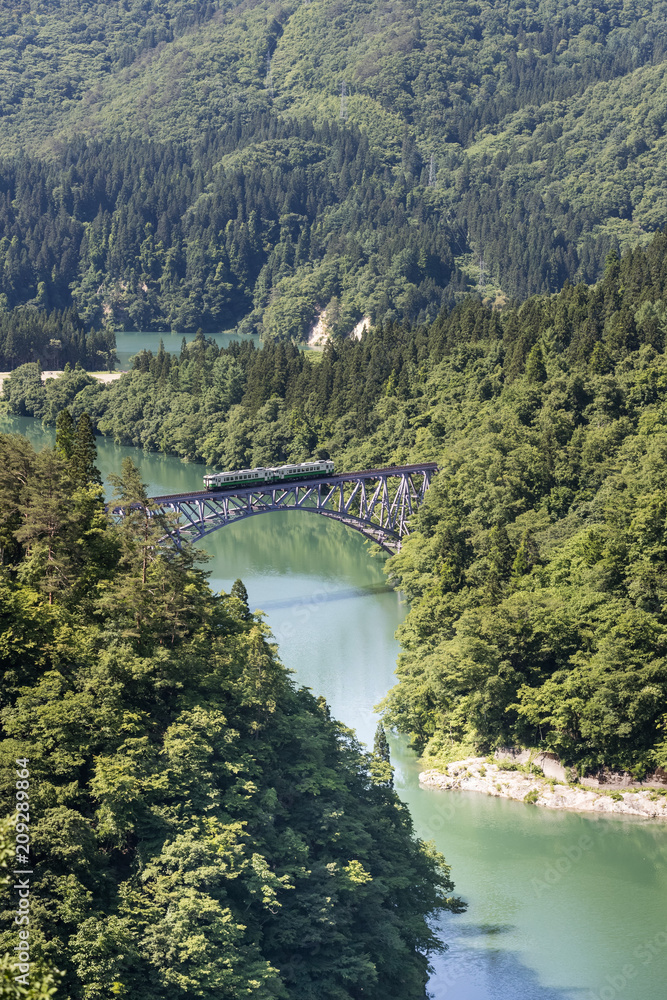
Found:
[420,758,667,819]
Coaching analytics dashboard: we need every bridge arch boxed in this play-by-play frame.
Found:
[113,464,437,555]
[172,503,401,553]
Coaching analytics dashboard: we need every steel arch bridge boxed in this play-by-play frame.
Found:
[113,464,437,553]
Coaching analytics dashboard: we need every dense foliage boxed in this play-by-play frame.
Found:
[0,0,221,146]
[273,0,667,295]
[5,0,667,332]
[0,121,461,337]
[16,230,667,777]
[0,307,114,370]
[0,430,462,999]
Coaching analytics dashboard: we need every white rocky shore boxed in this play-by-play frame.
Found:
[420,757,667,820]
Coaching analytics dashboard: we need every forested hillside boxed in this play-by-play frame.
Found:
[0,430,462,999]
[0,121,461,337]
[0,306,115,370]
[4,0,667,335]
[12,230,667,777]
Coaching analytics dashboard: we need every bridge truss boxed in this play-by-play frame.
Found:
[133,463,437,553]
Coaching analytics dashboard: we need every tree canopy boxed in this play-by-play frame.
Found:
[0,433,463,999]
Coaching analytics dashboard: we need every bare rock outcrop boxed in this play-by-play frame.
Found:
[420,758,667,820]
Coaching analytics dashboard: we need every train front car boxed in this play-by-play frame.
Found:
[203,467,268,490]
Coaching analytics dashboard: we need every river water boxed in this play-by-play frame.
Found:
[113,328,257,369]
[1,414,666,1000]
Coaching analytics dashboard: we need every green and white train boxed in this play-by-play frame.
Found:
[203,459,334,491]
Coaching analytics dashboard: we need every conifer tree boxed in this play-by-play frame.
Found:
[108,456,149,507]
[156,338,167,381]
[144,536,211,646]
[107,457,158,587]
[103,458,207,647]
[371,723,394,788]
[525,343,547,383]
[230,577,252,619]
[0,434,40,566]
[71,412,101,486]
[230,578,248,603]
[15,449,76,604]
[374,722,391,763]
[55,408,75,461]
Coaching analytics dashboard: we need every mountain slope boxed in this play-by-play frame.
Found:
[4,0,667,332]
[0,0,227,151]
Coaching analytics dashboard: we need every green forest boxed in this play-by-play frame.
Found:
[5,0,667,992]
[0,428,463,999]
[10,230,667,778]
[0,122,462,338]
[0,307,116,370]
[4,0,667,334]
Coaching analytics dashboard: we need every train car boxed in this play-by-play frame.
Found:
[269,460,334,481]
[203,467,267,490]
[204,459,334,491]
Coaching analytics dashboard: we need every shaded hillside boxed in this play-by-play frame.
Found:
[0,120,462,336]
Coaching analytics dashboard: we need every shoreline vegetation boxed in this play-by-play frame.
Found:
[420,757,667,820]
[0,369,124,391]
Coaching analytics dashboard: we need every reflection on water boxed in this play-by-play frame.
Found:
[2,414,667,1000]
[202,513,401,746]
[259,582,393,611]
[0,414,56,451]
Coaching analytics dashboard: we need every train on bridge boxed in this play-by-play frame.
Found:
[203,459,334,491]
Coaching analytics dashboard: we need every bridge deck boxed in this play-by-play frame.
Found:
[149,462,438,504]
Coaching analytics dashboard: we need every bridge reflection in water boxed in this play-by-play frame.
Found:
[128,463,437,553]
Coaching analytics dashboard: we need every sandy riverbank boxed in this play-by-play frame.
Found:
[420,757,667,820]
[0,370,125,391]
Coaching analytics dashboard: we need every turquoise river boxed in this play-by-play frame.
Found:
[1,411,666,1000]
